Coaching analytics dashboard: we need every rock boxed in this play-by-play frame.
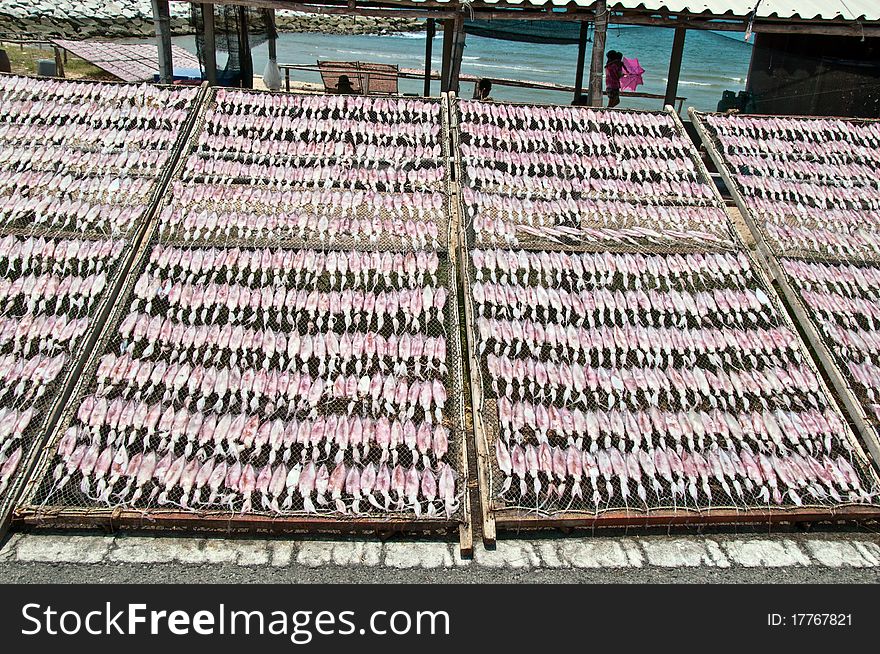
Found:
[0,1,425,40]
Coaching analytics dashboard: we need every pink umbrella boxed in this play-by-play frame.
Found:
[620,57,645,91]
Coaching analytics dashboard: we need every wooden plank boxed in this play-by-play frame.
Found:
[689,108,880,476]
[587,1,607,107]
[664,27,686,108]
[202,3,217,85]
[447,92,497,546]
[15,506,460,537]
[493,505,880,530]
[151,0,174,84]
[441,91,474,557]
[573,21,588,100]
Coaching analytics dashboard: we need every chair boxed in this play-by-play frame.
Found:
[317,60,399,95]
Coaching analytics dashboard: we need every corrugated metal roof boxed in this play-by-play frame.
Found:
[385,0,880,22]
[607,1,880,21]
[189,1,880,23]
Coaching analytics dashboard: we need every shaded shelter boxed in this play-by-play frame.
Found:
[162,1,880,114]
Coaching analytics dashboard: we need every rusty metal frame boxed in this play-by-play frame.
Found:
[452,98,880,539]
[0,75,209,542]
[15,86,474,554]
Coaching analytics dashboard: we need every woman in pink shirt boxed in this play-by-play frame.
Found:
[605,50,624,108]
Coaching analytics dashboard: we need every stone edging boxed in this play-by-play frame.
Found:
[3,533,879,569]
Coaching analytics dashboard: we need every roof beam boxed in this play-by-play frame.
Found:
[178,0,457,19]
[167,1,880,37]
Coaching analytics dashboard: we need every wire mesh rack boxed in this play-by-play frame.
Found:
[692,109,880,492]
[16,87,472,552]
[454,98,880,540]
[691,110,880,265]
[0,74,205,537]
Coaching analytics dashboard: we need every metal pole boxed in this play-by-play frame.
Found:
[424,18,435,97]
[664,26,686,108]
[573,20,588,100]
[202,3,217,85]
[151,0,173,84]
[587,0,607,106]
[440,18,454,92]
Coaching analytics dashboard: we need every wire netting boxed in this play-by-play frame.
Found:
[458,101,738,254]
[697,113,880,264]
[24,88,466,525]
[696,111,880,474]
[457,100,880,520]
[0,74,199,516]
[191,4,274,87]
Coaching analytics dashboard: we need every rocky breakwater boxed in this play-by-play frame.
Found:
[274,12,421,35]
[0,0,191,39]
[0,1,423,39]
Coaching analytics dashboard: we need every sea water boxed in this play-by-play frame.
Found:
[161,25,751,112]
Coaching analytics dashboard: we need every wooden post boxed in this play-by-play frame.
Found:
[573,20,588,100]
[202,3,217,85]
[53,46,65,78]
[449,13,466,93]
[809,57,826,115]
[238,5,253,89]
[664,27,686,108]
[151,0,174,84]
[440,18,454,92]
[267,8,277,61]
[424,18,435,97]
[587,0,607,106]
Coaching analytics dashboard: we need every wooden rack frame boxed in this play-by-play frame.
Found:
[13,87,474,555]
[0,75,210,542]
[690,108,880,480]
[451,99,880,543]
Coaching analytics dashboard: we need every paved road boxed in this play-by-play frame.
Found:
[2,529,879,583]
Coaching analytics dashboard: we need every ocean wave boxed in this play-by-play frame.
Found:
[333,49,419,64]
[464,62,554,74]
[388,32,428,39]
[662,77,713,87]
